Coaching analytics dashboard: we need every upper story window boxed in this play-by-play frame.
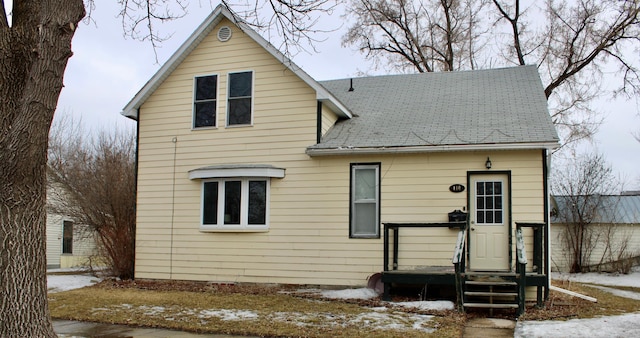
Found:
[193,74,218,128]
[227,71,253,126]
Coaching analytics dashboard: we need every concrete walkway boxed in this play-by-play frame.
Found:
[463,318,516,338]
[54,320,251,338]
[55,318,515,337]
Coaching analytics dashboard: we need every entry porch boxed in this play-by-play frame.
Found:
[381,222,549,315]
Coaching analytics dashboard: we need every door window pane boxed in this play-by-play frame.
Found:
[476,180,504,225]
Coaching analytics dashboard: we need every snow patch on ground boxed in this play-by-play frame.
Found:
[199,309,259,321]
[584,284,640,300]
[393,300,455,311]
[515,313,640,338]
[319,287,379,299]
[47,274,101,293]
[517,268,640,337]
[552,267,640,288]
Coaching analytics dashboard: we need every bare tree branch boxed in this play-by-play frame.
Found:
[48,116,136,280]
[114,0,188,62]
[343,0,487,73]
[222,0,341,56]
[552,153,624,272]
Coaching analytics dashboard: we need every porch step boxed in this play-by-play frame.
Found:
[462,274,520,314]
[464,291,518,297]
[465,280,517,286]
[463,302,519,309]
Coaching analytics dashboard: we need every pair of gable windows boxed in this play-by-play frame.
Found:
[194,71,253,128]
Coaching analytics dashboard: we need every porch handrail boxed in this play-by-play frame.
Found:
[516,227,527,264]
[515,227,527,315]
[453,228,467,311]
[452,228,467,264]
[383,222,465,272]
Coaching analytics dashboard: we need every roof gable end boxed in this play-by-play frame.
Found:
[121,4,352,120]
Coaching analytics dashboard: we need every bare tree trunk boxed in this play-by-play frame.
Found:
[0,1,85,336]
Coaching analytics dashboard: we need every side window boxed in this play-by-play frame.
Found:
[350,163,380,238]
[193,75,218,128]
[201,178,269,230]
[227,71,253,126]
[62,220,73,254]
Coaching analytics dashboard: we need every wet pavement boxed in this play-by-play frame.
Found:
[53,320,250,338]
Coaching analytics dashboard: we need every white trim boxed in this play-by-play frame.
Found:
[306,142,560,156]
[189,165,285,180]
[350,164,380,238]
[121,5,352,120]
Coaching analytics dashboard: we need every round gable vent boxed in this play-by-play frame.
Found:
[217,26,232,42]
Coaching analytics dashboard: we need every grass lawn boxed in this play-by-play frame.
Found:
[48,280,465,337]
[48,278,640,337]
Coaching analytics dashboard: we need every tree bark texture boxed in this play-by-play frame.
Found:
[0,1,85,337]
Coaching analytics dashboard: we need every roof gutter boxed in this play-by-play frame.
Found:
[305,141,560,156]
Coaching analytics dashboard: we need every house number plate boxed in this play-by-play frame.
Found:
[449,184,465,193]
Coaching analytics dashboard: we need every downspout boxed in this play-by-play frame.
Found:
[543,149,551,300]
[133,110,140,279]
[316,101,322,144]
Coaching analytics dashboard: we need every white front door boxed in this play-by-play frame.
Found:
[469,173,510,271]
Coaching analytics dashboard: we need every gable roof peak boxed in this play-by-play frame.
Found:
[121,4,352,120]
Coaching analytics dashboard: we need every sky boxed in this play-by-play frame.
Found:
[4,1,640,189]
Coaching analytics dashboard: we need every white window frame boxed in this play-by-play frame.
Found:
[192,73,219,129]
[200,177,270,232]
[226,70,254,127]
[350,163,381,238]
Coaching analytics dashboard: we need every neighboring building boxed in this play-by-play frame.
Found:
[46,186,98,269]
[122,5,559,313]
[551,193,640,272]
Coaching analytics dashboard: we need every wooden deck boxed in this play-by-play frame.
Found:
[381,222,549,314]
[382,266,456,285]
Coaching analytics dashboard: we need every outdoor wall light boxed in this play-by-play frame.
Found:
[485,157,492,169]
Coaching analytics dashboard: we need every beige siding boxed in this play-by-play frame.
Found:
[135,19,548,286]
[321,103,339,136]
[551,222,640,272]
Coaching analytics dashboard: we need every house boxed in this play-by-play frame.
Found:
[551,193,640,272]
[122,5,559,313]
[46,186,99,269]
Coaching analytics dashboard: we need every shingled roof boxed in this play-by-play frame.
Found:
[307,66,559,155]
